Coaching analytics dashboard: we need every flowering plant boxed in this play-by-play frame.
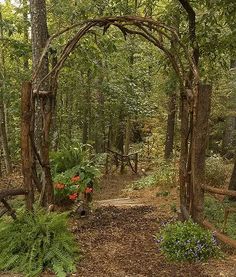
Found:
[155,220,221,261]
[53,164,99,204]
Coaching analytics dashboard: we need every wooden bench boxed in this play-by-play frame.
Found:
[0,188,28,220]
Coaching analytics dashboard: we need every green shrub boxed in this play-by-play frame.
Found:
[0,209,79,277]
[156,220,220,261]
[204,196,236,240]
[131,161,176,190]
[205,155,229,187]
[53,163,100,203]
[51,143,93,174]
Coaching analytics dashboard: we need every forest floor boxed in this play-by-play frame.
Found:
[72,173,236,277]
[1,171,236,276]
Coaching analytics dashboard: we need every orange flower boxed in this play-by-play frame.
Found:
[69,193,78,201]
[54,183,65,190]
[85,187,93,193]
[71,176,80,182]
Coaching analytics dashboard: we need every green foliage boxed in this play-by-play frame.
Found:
[205,155,230,187]
[51,143,93,174]
[0,209,79,277]
[131,161,176,190]
[53,163,100,203]
[51,143,100,203]
[156,220,221,261]
[204,196,236,240]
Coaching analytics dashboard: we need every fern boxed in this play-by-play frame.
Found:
[0,209,80,276]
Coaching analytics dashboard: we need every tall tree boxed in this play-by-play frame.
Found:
[0,7,12,174]
[29,0,54,206]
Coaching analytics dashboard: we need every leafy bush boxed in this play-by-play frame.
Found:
[131,161,176,190]
[0,209,79,277]
[53,164,100,203]
[205,196,236,240]
[51,143,93,174]
[205,155,229,187]
[51,143,101,203]
[156,220,220,261]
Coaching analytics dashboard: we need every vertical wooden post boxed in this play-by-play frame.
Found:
[191,84,212,223]
[134,153,138,173]
[21,81,34,210]
[179,92,189,212]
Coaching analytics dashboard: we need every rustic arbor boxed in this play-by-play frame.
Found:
[21,16,210,223]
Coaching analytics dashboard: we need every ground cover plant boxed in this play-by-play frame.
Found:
[0,209,79,277]
[205,195,236,240]
[130,160,176,190]
[156,220,221,262]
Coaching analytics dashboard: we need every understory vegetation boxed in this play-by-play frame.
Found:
[130,159,177,190]
[0,209,79,277]
[0,0,236,275]
[156,220,221,262]
[205,196,236,240]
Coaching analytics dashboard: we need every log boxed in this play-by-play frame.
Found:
[0,188,28,199]
[202,219,236,249]
[201,185,236,198]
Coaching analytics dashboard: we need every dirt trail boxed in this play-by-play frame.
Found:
[73,174,218,277]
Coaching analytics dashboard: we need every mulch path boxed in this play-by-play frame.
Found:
[71,173,209,277]
[74,205,208,277]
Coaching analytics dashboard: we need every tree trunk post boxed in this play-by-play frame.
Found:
[21,81,34,211]
[179,91,189,211]
[164,92,177,160]
[191,84,212,223]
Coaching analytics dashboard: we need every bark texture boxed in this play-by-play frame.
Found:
[30,0,54,206]
[164,92,177,159]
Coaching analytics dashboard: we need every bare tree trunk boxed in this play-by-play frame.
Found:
[21,82,34,211]
[124,117,131,155]
[0,103,12,173]
[0,9,12,174]
[179,91,189,211]
[191,84,211,222]
[30,0,54,206]
[82,70,92,144]
[228,156,236,200]
[164,92,177,159]
[222,116,235,157]
[23,0,29,70]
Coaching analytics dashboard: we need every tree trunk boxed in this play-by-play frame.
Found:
[82,70,92,144]
[21,82,34,211]
[164,92,177,159]
[222,116,235,157]
[30,0,54,206]
[124,117,131,155]
[0,9,12,174]
[228,158,236,200]
[191,84,212,223]
[23,0,29,70]
[179,91,189,211]
[0,103,12,173]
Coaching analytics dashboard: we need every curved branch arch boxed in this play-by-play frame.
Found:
[32,15,199,95]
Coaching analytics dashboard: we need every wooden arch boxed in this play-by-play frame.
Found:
[21,16,209,224]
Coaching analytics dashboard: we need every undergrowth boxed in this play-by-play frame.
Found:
[205,155,231,187]
[130,161,176,190]
[156,220,221,261]
[0,209,79,277]
[204,195,236,240]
